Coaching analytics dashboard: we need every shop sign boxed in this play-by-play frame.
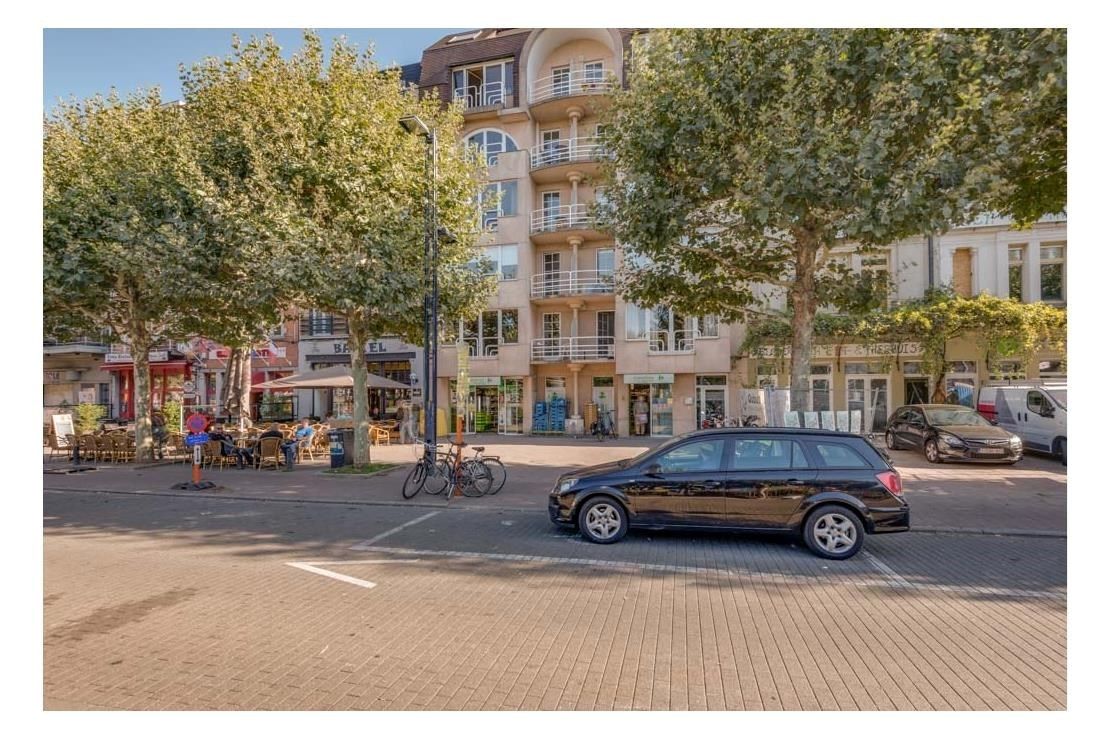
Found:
[251,346,287,359]
[752,342,922,359]
[149,351,169,362]
[469,376,501,387]
[625,373,674,385]
[332,341,387,354]
[44,371,62,384]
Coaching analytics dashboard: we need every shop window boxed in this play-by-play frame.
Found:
[1008,246,1026,301]
[947,360,977,374]
[844,362,884,375]
[1040,243,1065,302]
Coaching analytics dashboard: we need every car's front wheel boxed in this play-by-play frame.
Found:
[803,505,865,560]
[924,437,942,463]
[577,496,629,544]
[885,430,900,450]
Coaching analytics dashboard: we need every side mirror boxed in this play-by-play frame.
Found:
[644,463,664,477]
[1042,407,1055,418]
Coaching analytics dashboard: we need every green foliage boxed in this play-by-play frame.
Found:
[75,403,107,435]
[599,28,1067,405]
[162,399,182,432]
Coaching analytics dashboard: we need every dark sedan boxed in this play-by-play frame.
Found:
[549,428,909,559]
[885,404,1023,464]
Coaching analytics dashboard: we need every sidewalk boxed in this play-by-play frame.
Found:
[43,434,1066,535]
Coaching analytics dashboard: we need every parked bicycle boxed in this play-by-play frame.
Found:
[401,440,494,499]
[591,409,618,442]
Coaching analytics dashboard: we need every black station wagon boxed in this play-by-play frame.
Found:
[549,428,909,559]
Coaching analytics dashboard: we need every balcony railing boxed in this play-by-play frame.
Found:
[530,204,593,234]
[529,137,606,169]
[531,336,616,363]
[453,81,508,110]
[530,269,615,298]
[43,336,110,351]
[648,329,699,354]
[530,69,615,105]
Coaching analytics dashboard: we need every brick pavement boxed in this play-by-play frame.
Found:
[44,434,1067,534]
[44,491,1065,710]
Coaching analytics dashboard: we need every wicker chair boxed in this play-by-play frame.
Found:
[369,425,390,447]
[48,434,74,461]
[256,437,283,470]
[201,440,222,469]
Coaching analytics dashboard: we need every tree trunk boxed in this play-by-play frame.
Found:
[788,237,819,414]
[130,319,154,463]
[349,317,371,466]
[221,348,240,419]
[237,346,252,432]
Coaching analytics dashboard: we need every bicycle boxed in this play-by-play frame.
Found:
[435,441,495,497]
[591,409,618,442]
[401,441,448,499]
[470,445,507,494]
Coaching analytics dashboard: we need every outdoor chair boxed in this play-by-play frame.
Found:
[201,440,223,469]
[296,432,317,462]
[370,425,390,446]
[256,437,283,470]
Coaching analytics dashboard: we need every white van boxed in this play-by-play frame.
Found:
[976,382,1067,465]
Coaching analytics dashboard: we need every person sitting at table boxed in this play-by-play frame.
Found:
[259,422,300,471]
[291,418,315,460]
[209,424,253,469]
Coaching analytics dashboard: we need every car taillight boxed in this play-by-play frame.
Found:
[876,470,903,497]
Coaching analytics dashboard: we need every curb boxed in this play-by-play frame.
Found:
[43,486,1066,538]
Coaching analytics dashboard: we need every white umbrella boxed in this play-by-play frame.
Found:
[255,365,408,390]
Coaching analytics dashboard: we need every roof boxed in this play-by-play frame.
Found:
[425,28,529,51]
[398,62,422,86]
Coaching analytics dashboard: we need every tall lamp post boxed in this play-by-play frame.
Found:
[400,114,439,466]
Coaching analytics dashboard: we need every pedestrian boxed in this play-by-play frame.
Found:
[151,409,168,459]
[397,402,413,444]
[633,394,649,436]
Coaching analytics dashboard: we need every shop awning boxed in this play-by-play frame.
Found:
[100,361,189,373]
[255,365,408,390]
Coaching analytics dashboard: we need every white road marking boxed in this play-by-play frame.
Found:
[861,550,916,589]
[286,562,377,590]
[349,511,441,550]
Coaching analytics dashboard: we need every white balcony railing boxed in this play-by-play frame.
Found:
[453,81,507,110]
[530,204,593,234]
[648,329,699,354]
[530,68,615,105]
[531,269,615,298]
[531,336,616,362]
[529,137,606,169]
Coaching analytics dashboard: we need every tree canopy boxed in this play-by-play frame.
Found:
[599,28,1066,409]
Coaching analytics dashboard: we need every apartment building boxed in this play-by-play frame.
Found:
[412,28,1067,438]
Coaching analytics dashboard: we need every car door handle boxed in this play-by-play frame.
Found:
[699,481,724,488]
[786,479,808,485]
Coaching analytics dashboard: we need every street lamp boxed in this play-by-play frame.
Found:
[400,114,439,465]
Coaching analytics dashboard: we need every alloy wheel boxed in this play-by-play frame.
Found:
[886,430,897,450]
[812,512,858,555]
[585,503,622,541]
[925,439,939,463]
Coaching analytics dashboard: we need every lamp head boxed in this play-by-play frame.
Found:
[399,114,430,137]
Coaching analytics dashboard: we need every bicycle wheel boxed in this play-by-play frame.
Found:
[401,463,426,499]
[482,457,508,494]
[460,460,493,497]
[423,460,450,495]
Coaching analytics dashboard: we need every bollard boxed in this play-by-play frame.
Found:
[192,444,202,485]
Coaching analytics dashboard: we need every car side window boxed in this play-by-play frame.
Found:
[813,442,870,469]
[907,410,925,426]
[1027,391,1047,415]
[655,439,725,473]
[730,438,808,471]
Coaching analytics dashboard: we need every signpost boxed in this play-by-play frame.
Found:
[171,413,216,490]
[454,340,469,497]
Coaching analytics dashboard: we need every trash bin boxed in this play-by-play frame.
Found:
[329,429,355,468]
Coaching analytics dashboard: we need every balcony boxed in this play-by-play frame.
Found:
[529,137,606,184]
[530,270,615,302]
[43,336,109,355]
[529,69,615,122]
[531,336,616,363]
[529,204,605,243]
[648,330,699,354]
[453,81,513,114]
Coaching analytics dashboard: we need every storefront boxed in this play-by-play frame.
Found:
[695,375,728,428]
[625,373,674,437]
[448,376,526,434]
[303,343,417,421]
[101,350,192,421]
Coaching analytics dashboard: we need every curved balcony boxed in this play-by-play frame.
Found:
[531,336,616,363]
[529,204,605,244]
[529,137,606,184]
[529,68,615,122]
[530,270,615,302]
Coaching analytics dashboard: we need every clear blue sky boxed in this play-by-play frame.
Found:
[43,28,467,111]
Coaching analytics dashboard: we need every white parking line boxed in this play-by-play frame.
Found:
[861,550,916,589]
[286,562,377,590]
[349,511,441,550]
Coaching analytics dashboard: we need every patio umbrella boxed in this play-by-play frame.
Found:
[255,365,408,390]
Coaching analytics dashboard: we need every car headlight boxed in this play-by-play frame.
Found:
[1010,436,1023,448]
[938,433,964,447]
[557,478,579,494]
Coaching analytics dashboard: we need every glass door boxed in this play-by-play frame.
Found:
[847,376,889,433]
[499,378,524,434]
[650,383,674,437]
[542,251,561,295]
[696,385,727,428]
[473,385,499,433]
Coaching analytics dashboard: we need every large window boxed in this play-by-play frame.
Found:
[466,129,519,166]
[1040,243,1065,302]
[453,61,514,108]
[482,245,518,280]
[460,309,518,357]
[480,181,517,229]
[624,305,717,342]
[1008,246,1026,301]
[624,304,647,340]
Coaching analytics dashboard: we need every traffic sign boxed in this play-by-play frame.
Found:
[186,432,210,446]
[183,380,196,394]
[185,413,208,434]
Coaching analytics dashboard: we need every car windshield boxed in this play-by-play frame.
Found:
[924,408,991,427]
[1046,389,1067,409]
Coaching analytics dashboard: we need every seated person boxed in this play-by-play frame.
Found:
[208,424,253,469]
[292,418,315,457]
[259,422,299,471]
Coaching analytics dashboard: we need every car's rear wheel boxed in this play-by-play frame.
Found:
[803,505,865,560]
[577,496,628,544]
[885,430,900,451]
[924,437,942,463]
[1058,438,1067,467]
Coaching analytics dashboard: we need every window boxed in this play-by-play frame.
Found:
[844,362,884,375]
[1026,390,1049,416]
[551,65,570,96]
[696,315,719,338]
[466,130,518,166]
[947,361,977,374]
[656,439,725,473]
[625,304,647,340]
[1008,246,1026,301]
[540,129,567,164]
[480,181,517,229]
[453,61,514,108]
[730,439,807,471]
[1040,243,1065,302]
[463,309,518,356]
[583,60,604,85]
[543,313,562,339]
[483,245,518,280]
[990,360,1026,381]
[597,310,615,340]
[305,310,335,336]
[596,248,615,277]
[814,443,870,469]
[500,310,519,344]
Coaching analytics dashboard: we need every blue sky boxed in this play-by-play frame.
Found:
[43,28,466,111]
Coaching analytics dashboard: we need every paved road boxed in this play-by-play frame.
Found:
[44,490,1065,710]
